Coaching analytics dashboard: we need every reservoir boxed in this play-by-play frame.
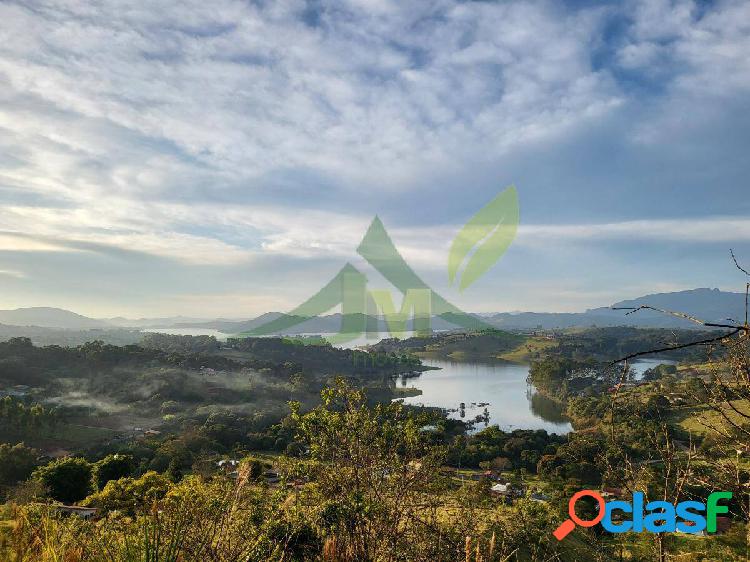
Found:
[395,357,674,434]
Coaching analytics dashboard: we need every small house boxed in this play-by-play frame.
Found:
[263,470,280,484]
[677,520,705,536]
[490,483,510,497]
[601,487,623,499]
[713,516,731,534]
[50,505,98,519]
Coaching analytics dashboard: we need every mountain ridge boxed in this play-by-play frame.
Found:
[0,288,744,332]
[0,307,110,329]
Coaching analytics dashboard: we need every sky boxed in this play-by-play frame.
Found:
[0,0,749,319]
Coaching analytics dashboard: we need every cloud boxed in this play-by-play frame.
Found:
[0,0,621,197]
[0,0,747,316]
[0,268,25,279]
[0,0,621,268]
[620,0,750,96]
[389,216,750,267]
[517,217,750,245]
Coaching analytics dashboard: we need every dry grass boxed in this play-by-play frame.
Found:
[497,337,558,362]
[670,400,750,436]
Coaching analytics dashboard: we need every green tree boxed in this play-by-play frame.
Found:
[92,453,134,491]
[241,457,265,481]
[33,457,92,504]
[0,442,38,488]
[83,471,172,514]
[288,379,447,561]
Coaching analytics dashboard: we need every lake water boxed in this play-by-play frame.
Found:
[141,328,230,340]
[396,358,573,434]
[624,357,677,379]
[395,357,677,435]
[139,327,674,435]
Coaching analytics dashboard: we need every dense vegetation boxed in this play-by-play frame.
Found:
[369,329,526,361]
[0,324,748,560]
[0,334,421,453]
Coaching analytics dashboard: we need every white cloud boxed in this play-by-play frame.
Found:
[0,0,631,276]
[0,0,747,316]
[517,217,750,245]
[391,216,750,266]
[0,268,25,279]
[0,0,620,195]
[619,0,750,145]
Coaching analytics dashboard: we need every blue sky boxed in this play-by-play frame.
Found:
[0,0,748,318]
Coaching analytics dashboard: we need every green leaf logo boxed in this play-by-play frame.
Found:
[448,185,519,291]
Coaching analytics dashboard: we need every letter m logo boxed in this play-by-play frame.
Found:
[368,288,432,338]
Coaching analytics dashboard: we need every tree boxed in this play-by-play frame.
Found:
[33,457,92,504]
[287,378,447,561]
[610,254,750,527]
[0,442,38,488]
[92,453,134,491]
[240,457,264,481]
[520,449,541,472]
[83,471,172,514]
[490,456,512,472]
[603,257,750,562]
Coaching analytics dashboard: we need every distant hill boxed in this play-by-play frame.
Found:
[605,287,745,323]
[105,315,215,328]
[0,288,744,335]
[0,307,110,329]
[224,288,745,333]
[485,288,745,330]
[172,312,285,333]
[0,323,141,346]
[173,311,481,335]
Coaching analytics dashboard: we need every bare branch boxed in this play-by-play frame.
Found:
[725,399,750,420]
[703,321,749,330]
[614,303,749,333]
[730,249,750,277]
[612,304,709,326]
[611,328,743,364]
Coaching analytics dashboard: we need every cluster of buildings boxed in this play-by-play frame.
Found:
[451,469,550,504]
[216,458,286,485]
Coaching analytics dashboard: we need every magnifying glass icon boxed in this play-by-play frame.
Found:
[553,490,605,541]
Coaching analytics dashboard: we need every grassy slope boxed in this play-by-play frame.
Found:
[0,504,13,559]
[669,400,750,436]
[0,423,121,455]
[413,331,536,362]
[497,337,558,362]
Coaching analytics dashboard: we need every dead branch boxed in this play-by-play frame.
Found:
[612,304,708,326]
[731,249,750,277]
[611,328,742,364]
[612,304,746,332]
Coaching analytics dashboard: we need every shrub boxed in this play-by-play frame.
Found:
[32,457,92,504]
